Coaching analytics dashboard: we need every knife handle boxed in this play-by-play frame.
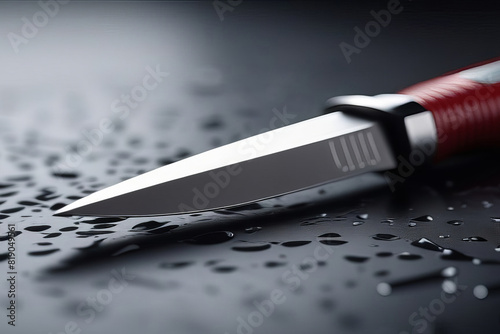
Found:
[399,58,500,161]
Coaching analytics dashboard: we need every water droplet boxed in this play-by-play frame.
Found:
[244,227,262,234]
[372,234,400,241]
[380,219,394,226]
[411,237,443,252]
[356,213,368,220]
[447,220,463,226]
[442,280,457,294]
[317,233,347,246]
[408,222,416,227]
[376,252,393,257]
[462,236,487,242]
[76,231,114,236]
[447,206,454,211]
[0,191,18,197]
[352,221,364,226]
[397,252,422,260]
[482,201,493,208]
[377,283,392,296]
[491,217,500,223]
[25,225,51,232]
[36,188,60,201]
[212,266,237,273]
[66,195,82,200]
[439,235,450,239]
[1,207,23,214]
[441,267,458,278]
[318,233,341,238]
[495,246,500,252]
[92,223,116,229]
[473,285,488,299]
[344,255,369,263]
[411,215,433,222]
[184,231,234,245]
[160,261,194,269]
[52,171,79,179]
[43,232,61,239]
[17,200,40,207]
[27,249,60,256]
[281,241,311,247]
[319,240,348,246]
[50,203,66,211]
[232,243,271,252]
[264,261,287,268]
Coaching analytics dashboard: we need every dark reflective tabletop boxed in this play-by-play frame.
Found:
[1,1,500,333]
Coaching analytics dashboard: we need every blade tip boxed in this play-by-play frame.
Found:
[53,206,77,217]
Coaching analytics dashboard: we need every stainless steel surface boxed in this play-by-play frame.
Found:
[56,112,396,216]
[403,110,437,155]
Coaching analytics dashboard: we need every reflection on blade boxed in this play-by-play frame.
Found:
[55,112,396,217]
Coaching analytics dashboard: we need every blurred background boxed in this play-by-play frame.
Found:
[1,1,500,333]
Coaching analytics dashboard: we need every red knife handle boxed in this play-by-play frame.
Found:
[399,58,500,161]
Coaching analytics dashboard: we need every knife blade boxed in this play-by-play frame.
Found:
[55,58,500,217]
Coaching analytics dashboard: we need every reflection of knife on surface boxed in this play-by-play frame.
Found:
[55,58,500,217]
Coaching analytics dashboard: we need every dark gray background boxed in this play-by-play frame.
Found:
[1,1,500,333]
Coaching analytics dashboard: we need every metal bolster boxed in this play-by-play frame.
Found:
[324,94,438,162]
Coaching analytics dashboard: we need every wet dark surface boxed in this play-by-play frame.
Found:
[1,1,500,334]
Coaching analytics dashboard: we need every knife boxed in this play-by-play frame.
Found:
[55,58,500,217]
